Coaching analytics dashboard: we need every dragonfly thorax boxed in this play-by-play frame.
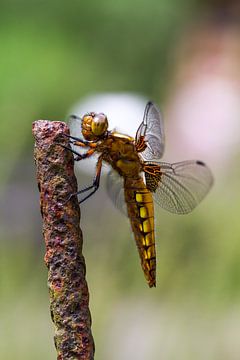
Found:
[82,112,108,141]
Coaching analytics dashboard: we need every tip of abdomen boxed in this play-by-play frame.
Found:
[148,279,156,288]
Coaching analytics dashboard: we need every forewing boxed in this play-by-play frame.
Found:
[145,160,213,214]
[106,169,127,216]
[68,114,82,138]
[135,102,165,160]
[68,114,86,156]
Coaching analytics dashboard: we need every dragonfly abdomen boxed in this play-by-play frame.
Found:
[124,177,156,287]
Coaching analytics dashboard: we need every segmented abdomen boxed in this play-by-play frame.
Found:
[124,177,156,287]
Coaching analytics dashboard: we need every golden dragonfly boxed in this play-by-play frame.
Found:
[63,101,213,287]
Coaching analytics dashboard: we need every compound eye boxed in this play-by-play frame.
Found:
[92,113,108,135]
[82,115,93,127]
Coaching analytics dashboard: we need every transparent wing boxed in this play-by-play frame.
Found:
[68,114,82,138]
[68,114,85,155]
[106,169,128,216]
[135,102,165,160]
[144,160,213,214]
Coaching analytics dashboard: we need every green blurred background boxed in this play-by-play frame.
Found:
[1,0,240,359]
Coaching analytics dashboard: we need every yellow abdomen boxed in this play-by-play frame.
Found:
[124,177,156,287]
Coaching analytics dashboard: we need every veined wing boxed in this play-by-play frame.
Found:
[144,160,213,214]
[135,102,165,160]
[106,169,127,216]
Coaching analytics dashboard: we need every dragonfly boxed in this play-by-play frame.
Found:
[63,101,213,288]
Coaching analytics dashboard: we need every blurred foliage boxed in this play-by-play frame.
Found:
[1,0,240,359]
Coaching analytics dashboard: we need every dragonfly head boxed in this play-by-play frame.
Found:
[82,112,109,140]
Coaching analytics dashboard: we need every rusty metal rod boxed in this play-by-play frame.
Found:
[32,120,94,360]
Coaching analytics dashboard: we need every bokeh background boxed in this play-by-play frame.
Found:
[1,1,240,359]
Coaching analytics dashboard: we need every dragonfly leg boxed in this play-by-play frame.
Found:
[63,133,89,145]
[62,153,101,204]
[63,134,97,148]
[57,141,102,203]
[68,139,90,148]
[76,148,95,161]
[57,143,96,161]
[77,156,103,203]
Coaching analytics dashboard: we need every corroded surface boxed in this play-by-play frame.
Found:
[33,120,94,360]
